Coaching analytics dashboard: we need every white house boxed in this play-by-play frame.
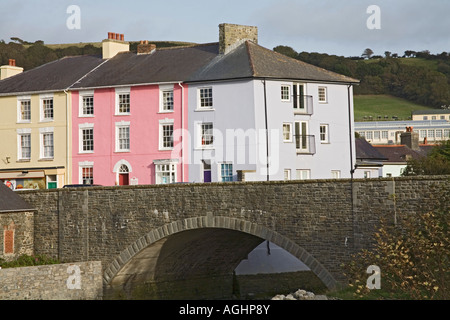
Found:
[186,24,360,183]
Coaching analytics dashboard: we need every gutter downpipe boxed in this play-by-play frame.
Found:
[348,84,354,179]
[64,89,70,186]
[263,79,270,182]
[178,82,185,182]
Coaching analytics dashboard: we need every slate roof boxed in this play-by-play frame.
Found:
[355,138,388,161]
[0,183,34,213]
[0,41,359,94]
[71,43,219,89]
[412,109,450,115]
[374,145,434,163]
[0,55,105,96]
[187,41,360,83]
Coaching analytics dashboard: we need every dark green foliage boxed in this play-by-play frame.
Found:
[275,46,450,109]
[402,140,450,176]
[0,254,60,268]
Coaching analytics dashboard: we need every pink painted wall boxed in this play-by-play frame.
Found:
[71,84,188,186]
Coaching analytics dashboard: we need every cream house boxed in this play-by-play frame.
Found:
[0,56,104,189]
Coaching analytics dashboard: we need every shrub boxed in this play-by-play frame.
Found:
[0,254,60,269]
[344,186,449,300]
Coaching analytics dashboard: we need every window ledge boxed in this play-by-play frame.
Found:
[195,108,215,112]
[158,111,175,114]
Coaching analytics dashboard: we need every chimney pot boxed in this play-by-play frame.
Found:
[120,34,124,41]
[9,59,16,66]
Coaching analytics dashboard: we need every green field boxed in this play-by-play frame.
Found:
[353,94,436,121]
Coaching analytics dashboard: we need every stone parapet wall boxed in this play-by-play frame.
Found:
[0,261,102,300]
[16,176,449,290]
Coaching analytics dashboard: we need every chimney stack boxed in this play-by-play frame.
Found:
[401,127,419,150]
[137,40,157,55]
[1,59,23,80]
[219,23,258,55]
[102,32,130,59]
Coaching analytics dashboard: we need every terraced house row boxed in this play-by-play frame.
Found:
[0,24,360,190]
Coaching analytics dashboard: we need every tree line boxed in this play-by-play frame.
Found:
[0,37,190,72]
[274,46,450,109]
[1,38,449,109]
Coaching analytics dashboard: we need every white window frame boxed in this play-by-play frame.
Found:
[283,123,293,143]
[79,123,94,154]
[281,85,291,102]
[115,121,130,152]
[293,83,306,111]
[40,94,54,122]
[198,87,213,110]
[320,124,329,144]
[159,119,175,151]
[318,86,328,103]
[79,161,94,185]
[331,170,341,179]
[17,96,31,123]
[296,169,310,180]
[159,85,174,113]
[79,90,94,117]
[154,160,178,185]
[115,87,131,115]
[294,121,309,152]
[17,128,32,161]
[219,162,233,182]
[198,122,214,149]
[284,169,291,181]
[39,127,54,160]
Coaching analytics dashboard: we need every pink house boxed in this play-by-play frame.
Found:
[69,35,217,186]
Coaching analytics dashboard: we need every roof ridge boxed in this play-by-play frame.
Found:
[245,41,256,76]
[156,42,219,51]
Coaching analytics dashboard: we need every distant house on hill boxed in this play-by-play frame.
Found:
[412,109,450,121]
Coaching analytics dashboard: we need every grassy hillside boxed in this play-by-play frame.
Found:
[353,94,436,121]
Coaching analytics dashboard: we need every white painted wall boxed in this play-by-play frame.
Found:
[187,79,356,182]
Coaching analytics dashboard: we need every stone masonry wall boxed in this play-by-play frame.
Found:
[17,176,449,288]
[0,261,103,300]
[219,23,258,54]
[0,211,34,261]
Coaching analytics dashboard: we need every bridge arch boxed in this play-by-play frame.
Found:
[103,215,338,295]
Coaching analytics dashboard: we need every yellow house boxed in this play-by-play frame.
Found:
[0,55,104,190]
[412,109,450,121]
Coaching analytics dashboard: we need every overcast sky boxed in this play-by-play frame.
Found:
[1,0,449,57]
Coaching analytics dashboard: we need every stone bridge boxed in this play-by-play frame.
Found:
[17,176,448,299]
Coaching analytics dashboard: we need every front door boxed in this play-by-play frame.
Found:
[203,160,212,183]
[119,173,129,186]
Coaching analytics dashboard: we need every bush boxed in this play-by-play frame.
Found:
[343,186,449,300]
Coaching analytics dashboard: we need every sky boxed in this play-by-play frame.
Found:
[1,0,449,58]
